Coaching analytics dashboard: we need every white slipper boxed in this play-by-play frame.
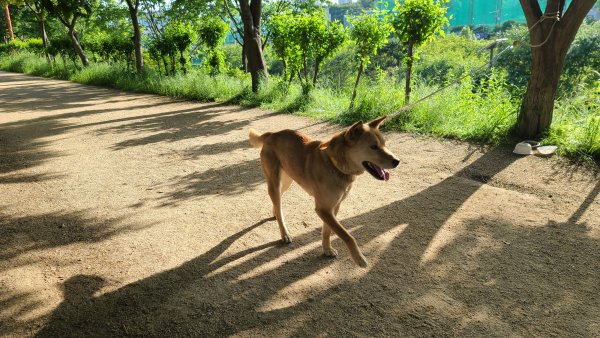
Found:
[513,141,534,155]
[534,145,558,157]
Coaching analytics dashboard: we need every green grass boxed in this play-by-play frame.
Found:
[543,83,600,162]
[1,51,599,164]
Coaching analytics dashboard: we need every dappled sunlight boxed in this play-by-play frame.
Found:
[0,268,63,335]
[413,214,600,336]
[236,236,323,283]
[419,221,461,265]
[419,183,538,265]
[0,210,153,267]
[257,224,408,313]
[156,159,265,205]
[362,223,409,262]
[2,71,599,336]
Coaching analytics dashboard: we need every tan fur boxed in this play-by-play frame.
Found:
[249,117,399,267]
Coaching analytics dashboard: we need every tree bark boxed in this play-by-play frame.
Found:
[39,20,51,60]
[517,0,596,138]
[350,60,364,109]
[241,40,248,72]
[67,27,89,66]
[4,4,14,41]
[404,40,414,105]
[239,0,267,92]
[312,58,321,87]
[126,0,144,73]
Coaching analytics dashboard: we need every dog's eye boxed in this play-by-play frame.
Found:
[370,145,379,150]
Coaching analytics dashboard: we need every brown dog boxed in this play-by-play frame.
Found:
[249,117,400,267]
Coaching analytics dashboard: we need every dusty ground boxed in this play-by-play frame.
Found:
[0,71,599,337]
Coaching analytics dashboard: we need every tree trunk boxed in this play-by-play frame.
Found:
[162,56,168,75]
[404,41,414,105]
[179,51,186,74]
[517,39,566,138]
[312,59,321,87]
[4,4,14,41]
[239,0,267,92]
[349,60,364,109]
[126,1,144,73]
[39,20,51,61]
[241,40,248,72]
[68,28,89,66]
[517,0,596,138]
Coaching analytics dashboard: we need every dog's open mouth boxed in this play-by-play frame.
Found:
[362,161,390,181]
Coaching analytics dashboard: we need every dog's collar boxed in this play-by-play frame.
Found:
[327,154,351,176]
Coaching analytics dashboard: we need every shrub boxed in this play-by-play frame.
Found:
[198,17,229,74]
[543,82,600,162]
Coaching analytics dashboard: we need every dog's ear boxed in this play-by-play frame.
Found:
[345,121,364,142]
[368,116,387,129]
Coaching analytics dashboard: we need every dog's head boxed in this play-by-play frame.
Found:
[337,116,400,181]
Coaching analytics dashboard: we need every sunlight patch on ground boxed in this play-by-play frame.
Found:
[235,239,323,283]
[256,224,408,312]
[0,265,61,322]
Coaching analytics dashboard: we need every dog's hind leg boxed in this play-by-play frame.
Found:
[280,170,293,195]
[264,164,293,244]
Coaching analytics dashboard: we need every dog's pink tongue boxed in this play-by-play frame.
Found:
[373,163,390,181]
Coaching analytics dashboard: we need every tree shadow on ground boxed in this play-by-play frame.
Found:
[156,158,263,206]
[0,75,214,182]
[0,117,68,181]
[425,214,600,337]
[0,72,127,113]
[27,148,600,337]
[181,140,250,160]
[94,105,276,151]
[0,211,152,271]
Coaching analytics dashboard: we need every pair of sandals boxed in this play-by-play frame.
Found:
[513,140,558,157]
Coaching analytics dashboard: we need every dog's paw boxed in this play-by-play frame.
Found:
[281,235,293,244]
[355,255,369,268]
[323,248,338,258]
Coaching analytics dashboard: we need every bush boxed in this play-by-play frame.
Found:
[318,42,356,90]
[389,72,517,143]
[222,43,243,71]
[543,82,600,162]
[562,20,600,92]
[414,34,487,85]
[48,35,79,66]
[0,40,28,55]
[25,38,45,56]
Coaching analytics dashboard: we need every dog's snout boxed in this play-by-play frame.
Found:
[392,159,400,168]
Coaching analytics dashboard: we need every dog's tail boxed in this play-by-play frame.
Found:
[248,128,271,148]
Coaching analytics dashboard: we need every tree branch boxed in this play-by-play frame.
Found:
[250,0,261,31]
[519,0,543,27]
[24,0,41,16]
[560,0,596,42]
[224,0,244,40]
[546,0,563,16]
[239,0,253,33]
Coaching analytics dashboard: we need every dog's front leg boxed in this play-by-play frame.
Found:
[322,204,340,258]
[315,207,368,268]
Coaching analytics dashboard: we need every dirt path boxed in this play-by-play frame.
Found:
[0,71,599,337]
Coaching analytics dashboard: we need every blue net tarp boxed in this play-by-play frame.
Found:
[375,0,574,27]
